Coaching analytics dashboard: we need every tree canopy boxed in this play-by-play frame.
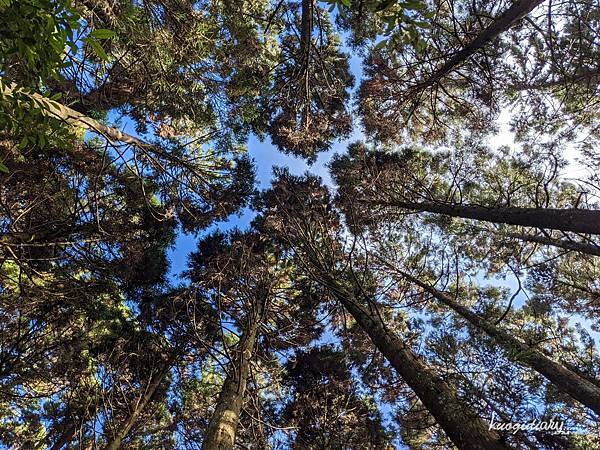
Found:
[0,0,599,448]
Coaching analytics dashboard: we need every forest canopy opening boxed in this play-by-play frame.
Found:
[0,0,599,448]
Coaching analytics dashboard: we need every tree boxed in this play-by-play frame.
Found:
[256,171,511,449]
[393,267,600,415]
[186,230,323,449]
[280,346,391,449]
[1,0,599,447]
[331,142,600,236]
[357,0,599,147]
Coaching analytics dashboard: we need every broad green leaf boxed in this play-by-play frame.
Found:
[375,0,396,12]
[89,28,116,39]
[400,0,424,10]
[85,38,109,61]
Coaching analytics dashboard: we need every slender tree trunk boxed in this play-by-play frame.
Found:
[322,277,509,450]
[299,0,313,62]
[299,0,313,129]
[414,0,544,90]
[2,81,196,173]
[562,360,600,389]
[398,270,600,415]
[202,307,262,450]
[380,200,600,235]
[105,365,168,450]
[50,422,76,450]
[502,232,600,257]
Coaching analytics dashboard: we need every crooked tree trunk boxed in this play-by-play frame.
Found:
[380,200,600,235]
[414,0,544,90]
[399,270,600,415]
[321,277,509,450]
[105,365,169,450]
[202,309,262,450]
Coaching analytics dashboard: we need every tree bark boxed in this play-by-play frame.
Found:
[502,232,600,257]
[398,270,600,415]
[322,277,509,450]
[202,307,262,450]
[414,0,544,90]
[299,0,313,129]
[380,200,600,235]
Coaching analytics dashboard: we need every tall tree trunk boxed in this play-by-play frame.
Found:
[105,365,169,450]
[414,0,544,90]
[321,276,509,450]
[398,269,600,415]
[299,0,313,130]
[202,306,263,450]
[379,200,600,235]
[502,231,600,257]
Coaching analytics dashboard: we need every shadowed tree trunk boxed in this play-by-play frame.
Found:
[202,302,264,450]
[397,269,600,415]
[318,274,509,450]
[299,0,313,130]
[50,422,76,450]
[377,200,600,235]
[501,232,600,257]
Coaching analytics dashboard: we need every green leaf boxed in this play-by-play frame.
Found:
[339,0,351,7]
[17,136,28,149]
[400,0,424,10]
[0,161,8,173]
[85,37,109,61]
[375,0,396,12]
[89,28,116,39]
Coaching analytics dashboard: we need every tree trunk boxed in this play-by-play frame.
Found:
[398,270,600,415]
[105,366,168,450]
[414,0,544,90]
[202,309,262,450]
[323,278,509,450]
[502,232,600,257]
[50,422,76,450]
[299,0,313,129]
[382,200,600,235]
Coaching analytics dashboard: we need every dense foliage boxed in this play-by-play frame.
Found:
[0,0,599,449]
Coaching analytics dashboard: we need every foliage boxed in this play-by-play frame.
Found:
[0,0,599,449]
